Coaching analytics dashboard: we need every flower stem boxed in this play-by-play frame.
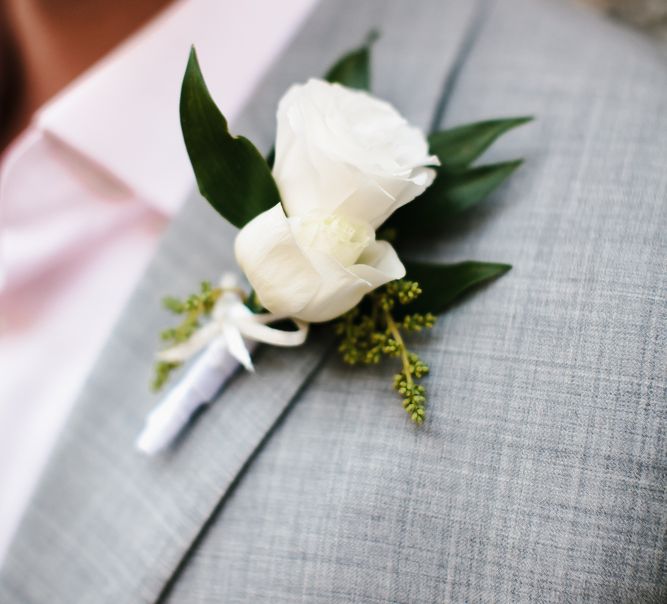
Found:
[384,307,413,387]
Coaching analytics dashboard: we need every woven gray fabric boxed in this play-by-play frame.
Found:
[1,0,665,602]
[0,0,480,602]
[163,0,667,602]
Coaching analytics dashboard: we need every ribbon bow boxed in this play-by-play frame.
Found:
[136,274,308,454]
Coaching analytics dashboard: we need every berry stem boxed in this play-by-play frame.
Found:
[384,307,413,387]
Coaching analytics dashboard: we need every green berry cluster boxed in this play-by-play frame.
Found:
[151,281,222,391]
[152,360,181,392]
[335,280,436,424]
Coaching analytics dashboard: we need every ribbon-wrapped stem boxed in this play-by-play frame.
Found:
[137,274,308,455]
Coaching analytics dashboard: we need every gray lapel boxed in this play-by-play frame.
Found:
[0,0,486,602]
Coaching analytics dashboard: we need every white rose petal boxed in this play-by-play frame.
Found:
[235,79,436,323]
[273,78,438,228]
[235,203,406,323]
[290,211,374,268]
[234,204,319,318]
[295,241,405,323]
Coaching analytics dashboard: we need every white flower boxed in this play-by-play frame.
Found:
[273,78,439,228]
[235,79,438,323]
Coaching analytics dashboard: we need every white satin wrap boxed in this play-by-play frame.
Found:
[136,274,308,455]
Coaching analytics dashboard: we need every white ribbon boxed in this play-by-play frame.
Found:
[136,274,308,455]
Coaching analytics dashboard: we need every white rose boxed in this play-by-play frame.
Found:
[235,79,438,323]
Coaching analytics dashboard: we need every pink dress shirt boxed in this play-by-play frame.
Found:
[0,0,317,563]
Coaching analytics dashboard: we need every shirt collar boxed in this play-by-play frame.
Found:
[35,0,317,216]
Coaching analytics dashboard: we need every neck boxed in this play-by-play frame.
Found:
[2,0,172,143]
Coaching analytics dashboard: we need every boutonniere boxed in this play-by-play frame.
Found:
[138,34,531,454]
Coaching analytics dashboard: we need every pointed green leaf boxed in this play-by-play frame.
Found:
[429,117,532,169]
[402,260,511,316]
[389,160,522,233]
[427,160,523,215]
[265,146,275,169]
[180,47,281,228]
[325,30,378,90]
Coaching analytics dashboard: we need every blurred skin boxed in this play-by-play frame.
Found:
[0,0,172,150]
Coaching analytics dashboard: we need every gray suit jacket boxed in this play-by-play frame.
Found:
[1,0,665,601]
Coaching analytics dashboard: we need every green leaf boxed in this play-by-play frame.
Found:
[180,47,281,228]
[391,160,522,233]
[429,117,532,169]
[265,147,275,169]
[402,260,511,315]
[162,296,185,314]
[386,117,531,235]
[427,160,523,215]
[324,30,378,90]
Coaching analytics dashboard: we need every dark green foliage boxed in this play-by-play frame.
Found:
[401,261,512,316]
[325,30,378,91]
[180,47,281,228]
[428,117,532,169]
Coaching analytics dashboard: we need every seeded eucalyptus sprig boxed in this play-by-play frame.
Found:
[152,281,222,390]
[335,280,436,424]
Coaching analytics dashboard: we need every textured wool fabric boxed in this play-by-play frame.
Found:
[1,0,666,602]
[162,0,667,602]
[0,0,480,602]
